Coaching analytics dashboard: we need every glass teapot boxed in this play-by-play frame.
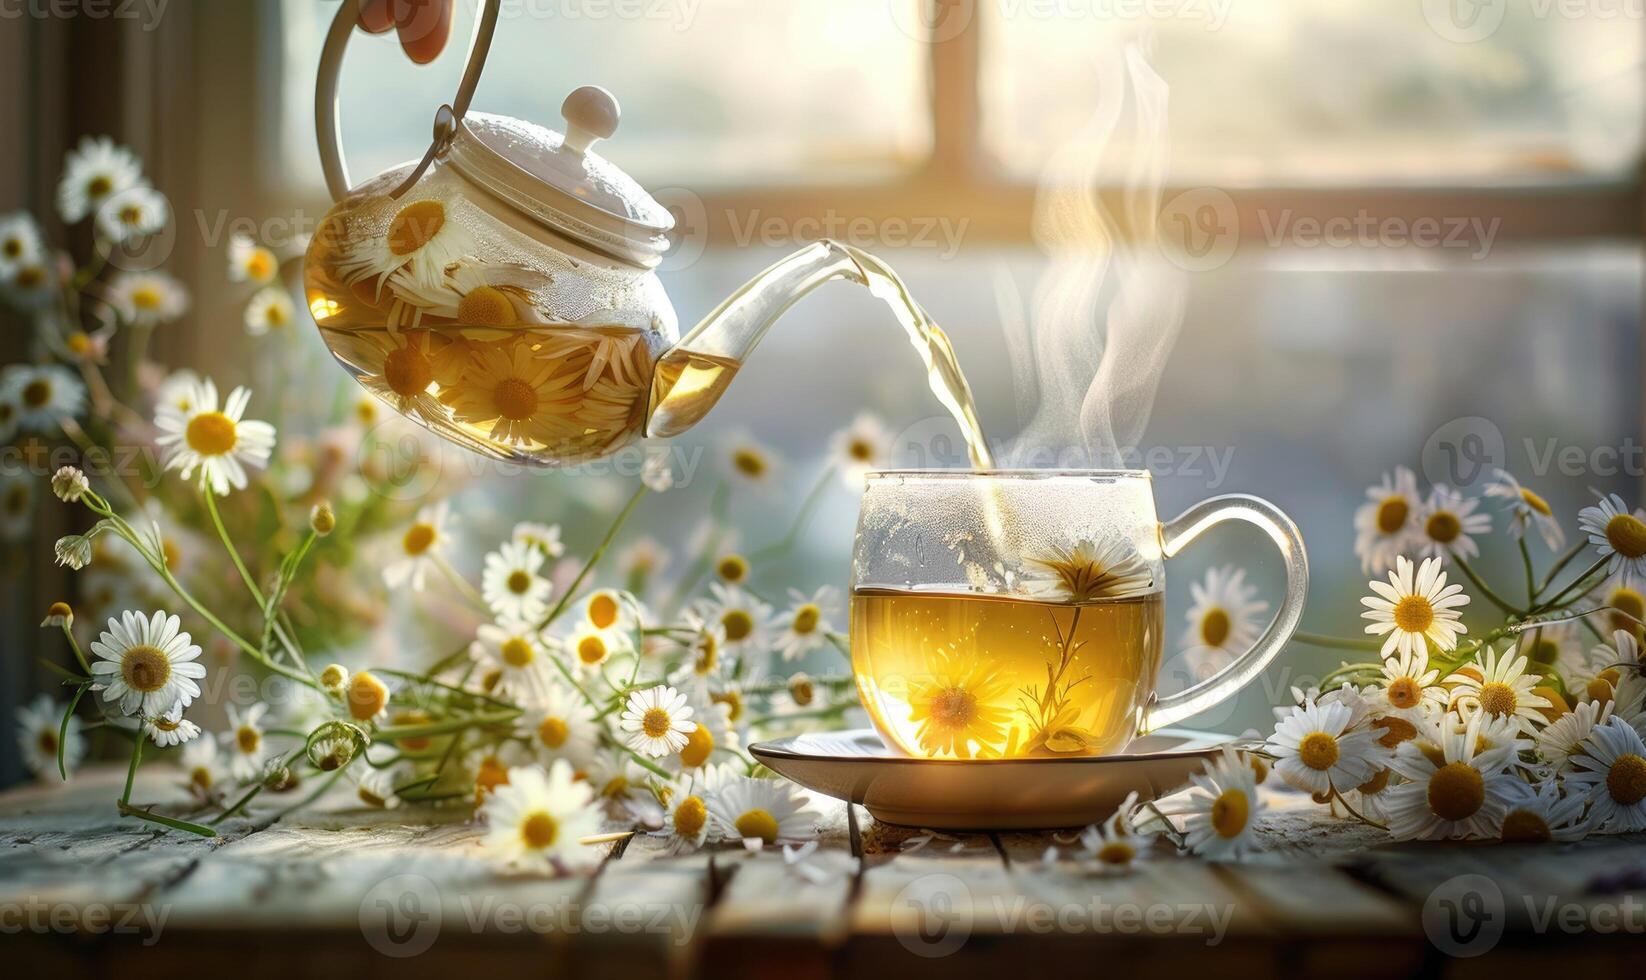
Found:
[306,0,874,466]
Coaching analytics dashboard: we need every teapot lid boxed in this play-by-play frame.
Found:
[447,86,674,268]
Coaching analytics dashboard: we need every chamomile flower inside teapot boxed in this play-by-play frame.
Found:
[304,0,879,466]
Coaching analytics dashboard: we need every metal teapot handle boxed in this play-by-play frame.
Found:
[315,0,502,202]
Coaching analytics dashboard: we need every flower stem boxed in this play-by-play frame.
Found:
[1534,555,1610,612]
[374,710,522,742]
[118,803,218,838]
[59,624,92,676]
[58,683,90,781]
[1449,552,1523,615]
[119,734,144,806]
[1518,538,1535,606]
[434,555,491,613]
[1534,541,1587,597]
[536,483,648,631]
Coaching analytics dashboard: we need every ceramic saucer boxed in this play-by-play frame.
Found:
[749,728,1245,830]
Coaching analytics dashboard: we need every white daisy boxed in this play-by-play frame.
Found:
[565,624,631,673]
[1498,778,1591,843]
[223,703,269,782]
[0,212,43,273]
[1446,646,1552,736]
[1,364,86,433]
[1562,632,1632,706]
[153,378,277,496]
[382,500,454,591]
[386,258,550,329]
[1023,537,1153,602]
[243,286,295,336]
[480,540,552,621]
[1353,467,1421,574]
[1361,556,1469,658]
[1565,716,1646,832]
[619,685,695,758]
[351,762,406,809]
[227,233,279,285]
[17,694,84,780]
[1485,470,1565,550]
[105,271,189,328]
[57,136,143,223]
[720,432,782,489]
[706,775,819,846]
[775,586,839,661]
[692,583,774,660]
[587,755,659,822]
[180,736,222,801]
[154,368,203,416]
[0,471,33,541]
[1414,485,1492,562]
[1536,698,1611,773]
[641,453,674,493]
[829,412,892,488]
[95,184,168,244]
[1,257,60,310]
[469,617,553,702]
[1578,492,1646,581]
[671,686,735,772]
[1181,747,1268,860]
[669,623,729,686]
[87,610,205,718]
[1179,566,1268,678]
[1368,647,1448,721]
[1268,698,1388,795]
[1078,791,1152,874]
[1383,712,1522,840]
[338,197,477,294]
[480,761,603,871]
[662,790,712,853]
[512,521,564,558]
[523,685,598,767]
[581,587,635,633]
[141,703,201,747]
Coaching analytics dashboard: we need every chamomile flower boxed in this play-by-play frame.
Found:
[105,271,189,328]
[1446,646,1552,736]
[480,762,602,871]
[1384,712,1522,840]
[1268,698,1388,795]
[1565,716,1646,832]
[1486,470,1565,550]
[0,212,43,272]
[1078,791,1153,874]
[1,257,60,310]
[588,755,658,822]
[906,651,1014,759]
[775,586,839,661]
[352,763,406,809]
[662,791,712,853]
[95,184,167,244]
[670,623,729,685]
[1353,467,1421,574]
[693,583,774,658]
[1361,556,1469,658]
[641,453,674,493]
[17,694,83,780]
[87,610,205,718]
[442,340,582,446]
[153,379,277,496]
[523,685,598,767]
[243,286,295,336]
[2,364,86,433]
[223,703,269,782]
[470,618,553,702]
[707,775,819,846]
[141,704,201,747]
[1369,647,1447,720]
[1562,633,1632,706]
[566,624,630,672]
[829,412,892,488]
[0,472,33,541]
[1182,747,1268,860]
[1498,778,1590,843]
[672,687,735,772]
[319,663,350,696]
[512,521,564,558]
[180,736,222,801]
[1023,537,1153,602]
[721,433,781,489]
[619,685,695,758]
[57,136,143,223]
[1536,698,1612,773]
[1578,492,1646,581]
[386,258,550,328]
[338,197,477,293]
[1414,485,1492,562]
[346,670,392,723]
[1179,566,1268,678]
[582,588,635,633]
[227,233,279,284]
[481,540,552,621]
[383,500,454,591]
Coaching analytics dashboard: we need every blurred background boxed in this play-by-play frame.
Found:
[1,0,1642,782]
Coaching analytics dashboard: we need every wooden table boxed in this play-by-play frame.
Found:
[3,766,1643,978]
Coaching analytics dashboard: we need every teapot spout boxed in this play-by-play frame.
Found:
[646,240,866,439]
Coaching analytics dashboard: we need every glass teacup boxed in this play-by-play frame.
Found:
[849,470,1308,759]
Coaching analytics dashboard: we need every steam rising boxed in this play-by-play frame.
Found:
[1002,40,1186,469]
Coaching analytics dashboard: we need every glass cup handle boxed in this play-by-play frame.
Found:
[1140,494,1309,733]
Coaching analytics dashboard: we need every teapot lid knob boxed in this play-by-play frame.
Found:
[561,86,620,156]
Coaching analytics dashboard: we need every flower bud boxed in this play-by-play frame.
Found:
[319,663,349,695]
[51,466,89,502]
[54,534,91,570]
[40,601,74,628]
[309,502,336,536]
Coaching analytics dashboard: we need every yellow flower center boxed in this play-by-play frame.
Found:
[577,635,607,665]
[2,236,20,258]
[1392,595,1434,634]
[1298,732,1340,771]
[492,377,538,422]
[722,609,754,642]
[1500,809,1551,843]
[506,569,533,595]
[22,379,51,407]
[1527,639,1561,666]
[1427,762,1485,821]
[402,523,436,556]
[1096,841,1136,865]
[132,286,162,310]
[67,332,93,355]
[87,175,113,198]
[1373,716,1418,749]
[734,808,780,843]
[1606,513,1646,559]
[693,635,718,675]
[520,811,558,850]
[1588,676,1616,704]
[679,724,714,768]
[1387,676,1422,710]
[792,604,821,636]
[537,716,570,748]
[37,729,58,756]
[383,345,434,397]
[1425,510,1462,544]
[1376,497,1409,534]
[236,724,260,754]
[1210,788,1249,839]
[1608,753,1646,806]
[245,248,276,282]
[1478,681,1517,718]
[264,300,289,327]
[672,796,707,839]
[712,690,744,722]
[347,672,389,721]
[120,204,144,227]
[717,555,749,583]
[601,776,629,798]
[184,411,238,456]
[474,756,509,800]
[641,707,673,739]
[121,644,170,693]
[929,687,978,729]
[588,593,620,630]
[789,678,815,707]
[152,717,181,733]
[847,438,874,462]
[190,767,213,792]
[1609,588,1646,636]
[456,285,517,327]
[1199,607,1230,648]
[386,200,446,257]
[732,448,766,479]
[1521,487,1552,516]
[500,636,534,668]
[1357,768,1391,795]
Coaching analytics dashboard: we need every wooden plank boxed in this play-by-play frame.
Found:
[560,828,716,980]
[701,845,859,980]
